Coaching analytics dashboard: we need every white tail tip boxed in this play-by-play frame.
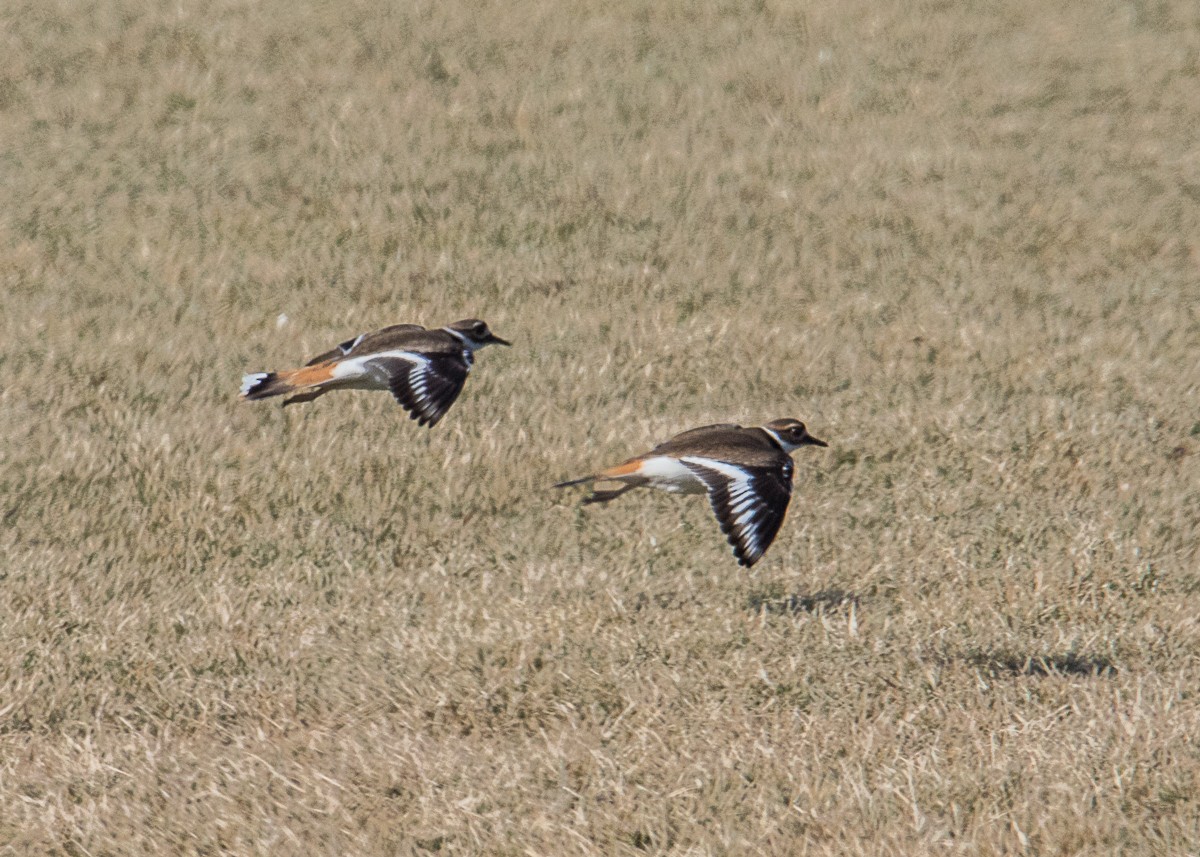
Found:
[240,372,269,396]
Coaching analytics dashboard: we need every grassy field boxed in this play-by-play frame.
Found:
[3,0,1200,853]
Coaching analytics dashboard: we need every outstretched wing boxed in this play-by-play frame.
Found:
[367,350,472,427]
[680,456,793,567]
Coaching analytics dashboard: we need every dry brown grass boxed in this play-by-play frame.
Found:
[3,0,1200,853]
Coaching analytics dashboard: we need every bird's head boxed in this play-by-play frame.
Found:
[763,418,827,452]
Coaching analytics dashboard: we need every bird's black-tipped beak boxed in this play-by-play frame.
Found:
[487,332,511,346]
[803,433,828,448]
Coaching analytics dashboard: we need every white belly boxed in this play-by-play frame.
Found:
[636,456,707,494]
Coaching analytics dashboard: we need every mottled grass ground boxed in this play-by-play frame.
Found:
[2,0,1199,854]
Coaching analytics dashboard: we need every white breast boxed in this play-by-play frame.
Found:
[637,456,708,494]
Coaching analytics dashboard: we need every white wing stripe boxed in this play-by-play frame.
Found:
[681,455,786,564]
[681,456,755,487]
[333,350,429,381]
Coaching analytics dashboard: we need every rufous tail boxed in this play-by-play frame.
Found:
[239,363,334,403]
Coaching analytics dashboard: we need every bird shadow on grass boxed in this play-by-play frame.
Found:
[746,588,862,616]
[961,650,1118,679]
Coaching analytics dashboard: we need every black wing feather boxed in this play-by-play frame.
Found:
[682,458,793,567]
[371,351,471,427]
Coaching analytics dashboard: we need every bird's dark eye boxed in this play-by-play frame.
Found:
[474,323,487,334]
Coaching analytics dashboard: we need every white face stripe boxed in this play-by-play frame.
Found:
[761,427,799,453]
[442,326,498,352]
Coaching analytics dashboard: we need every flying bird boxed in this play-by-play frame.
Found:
[555,418,827,566]
[240,318,510,427]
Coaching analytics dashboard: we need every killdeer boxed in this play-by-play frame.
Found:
[555,418,827,567]
[239,318,510,426]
